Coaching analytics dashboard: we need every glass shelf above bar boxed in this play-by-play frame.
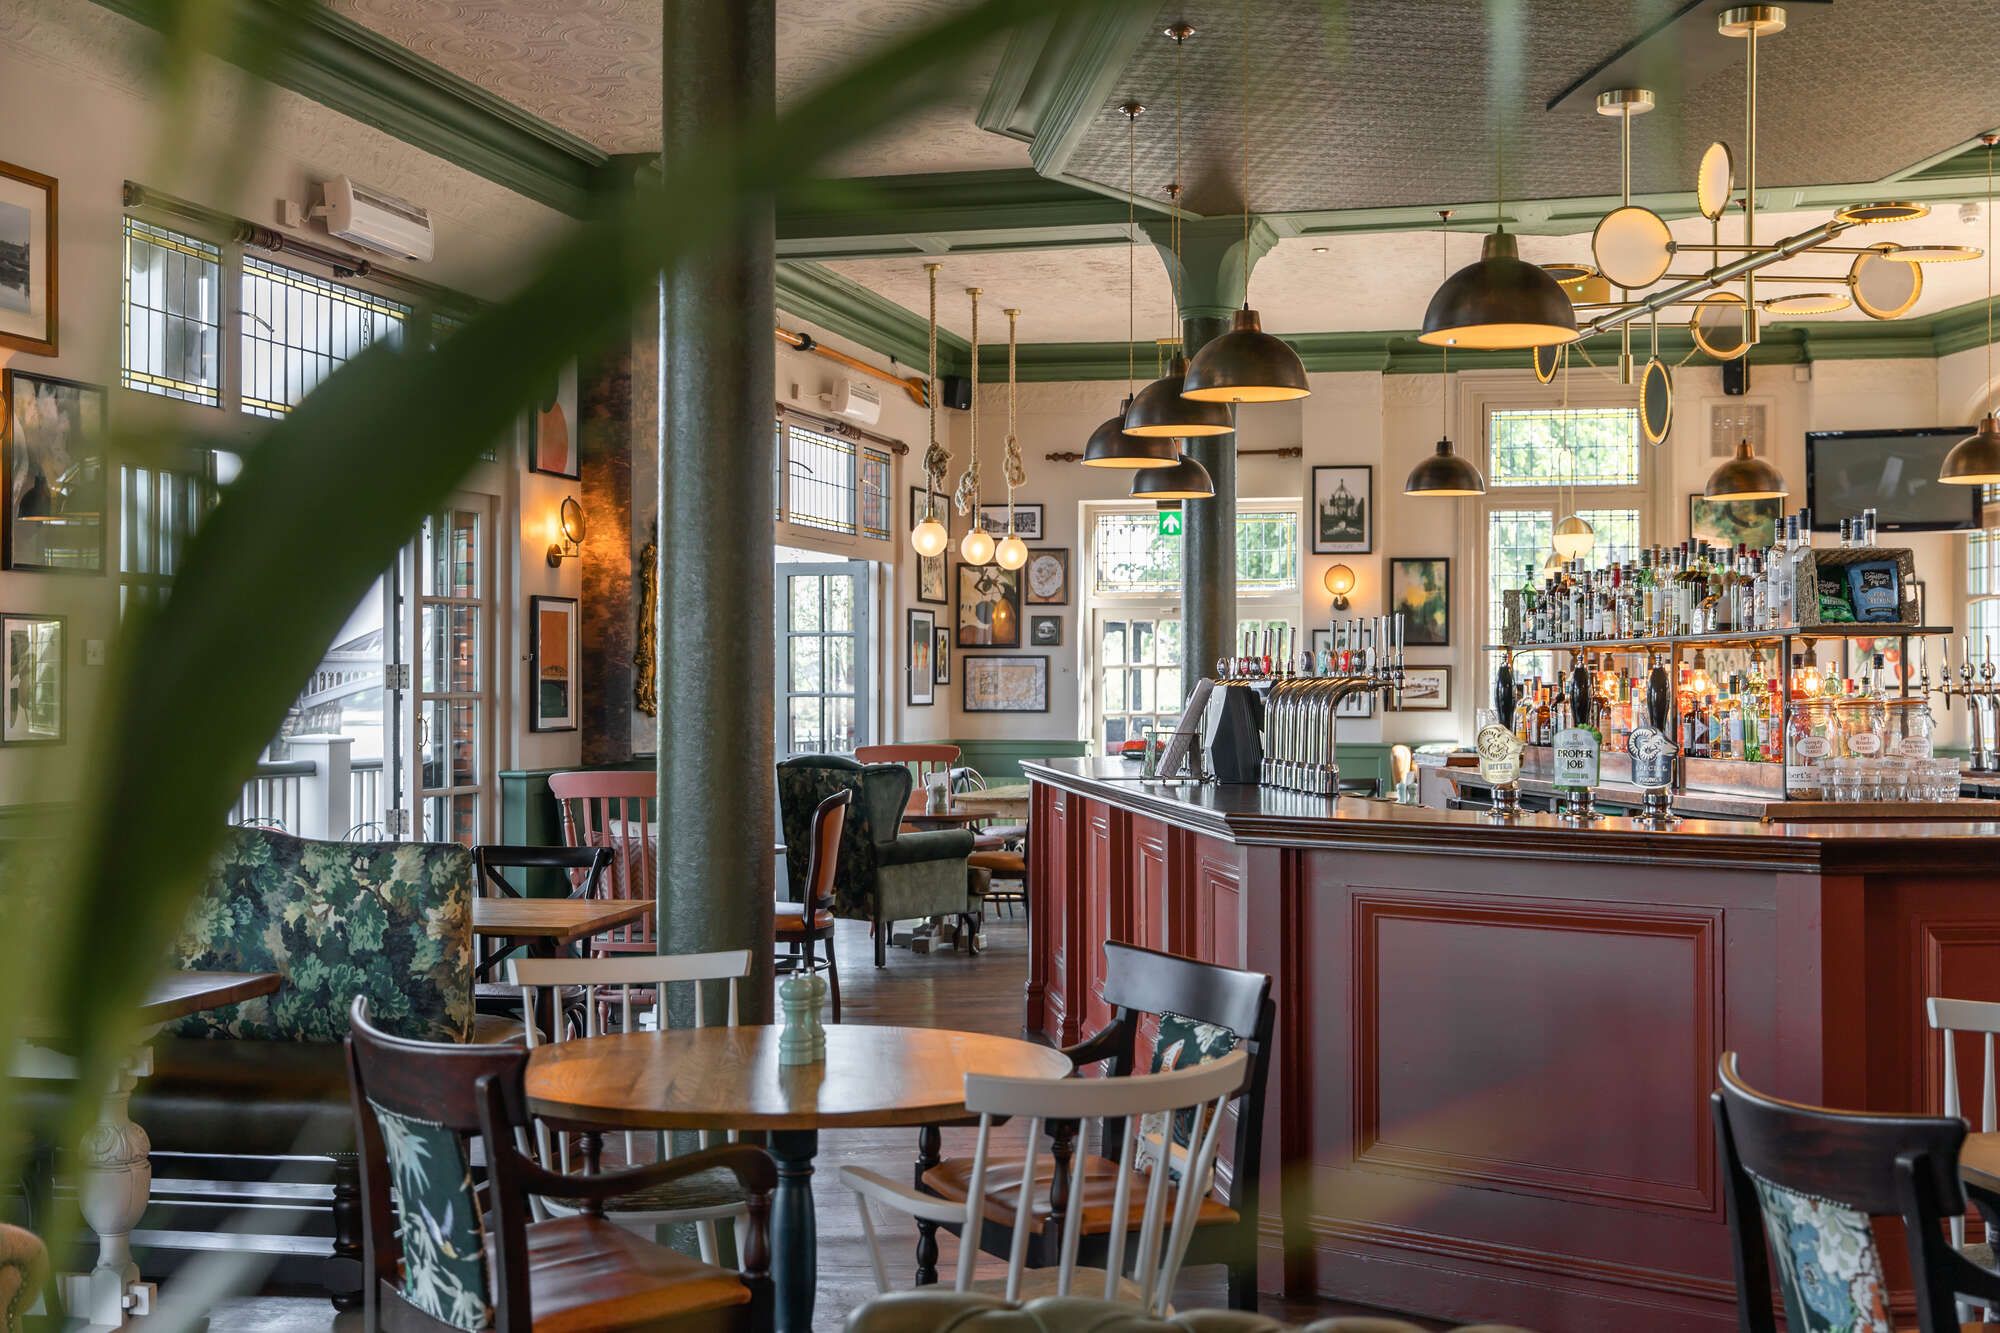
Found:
[1483,625,1955,654]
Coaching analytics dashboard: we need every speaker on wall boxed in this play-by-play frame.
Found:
[938,374,972,410]
[1722,359,1750,396]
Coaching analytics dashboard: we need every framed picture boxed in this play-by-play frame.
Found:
[529,361,579,478]
[2,612,63,744]
[1390,557,1451,647]
[933,628,951,685]
[528,596,579,732]
[1311,465,1372,554]
[1308,630,1376,717]
[962,654,1049,713]
[1030,614,1063,647]
[979,502,1042,541]
[1395,665,1452,712]
[4,370,105,574]
[908,486,947,605]
[0,160,57,357]
[1690,493,1780,548]
[908,608,936,706]
[1024,547,1069,605]
[956,563,1021,647]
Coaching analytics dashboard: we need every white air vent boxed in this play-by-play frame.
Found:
[823,377,883,426]
[314,176,435,263]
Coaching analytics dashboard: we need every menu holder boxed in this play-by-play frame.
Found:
[1157,679,1215,780]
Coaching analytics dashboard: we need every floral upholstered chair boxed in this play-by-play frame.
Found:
[1713,1052,2000,1332]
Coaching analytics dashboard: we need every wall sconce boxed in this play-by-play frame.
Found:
[1322,562,1356,610]
[547,496,585,568]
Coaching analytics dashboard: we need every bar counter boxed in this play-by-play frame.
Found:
[1022,756,2000,1330]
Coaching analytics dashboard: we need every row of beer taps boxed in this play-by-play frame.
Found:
[1256,617,1406,796]
[1935,636,2000,772]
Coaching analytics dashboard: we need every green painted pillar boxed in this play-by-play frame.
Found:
[1143,217,1280,686]
[659,0,775,1021]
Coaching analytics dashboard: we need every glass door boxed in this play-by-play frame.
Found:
[777,560,871,756]
[401,495,495,844]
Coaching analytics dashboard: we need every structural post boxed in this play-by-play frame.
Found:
[658,0,776,1021]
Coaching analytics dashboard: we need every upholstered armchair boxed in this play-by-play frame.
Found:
[0,1224,46,1333]
[778,755,978,967]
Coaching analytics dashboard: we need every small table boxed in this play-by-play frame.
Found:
[20,970,282,1332]
[900,802,988,831]
[525,1023,1071,1332]
[950,784,1031,823]
[1960,1131,2000,1195]
[470,896,655,977]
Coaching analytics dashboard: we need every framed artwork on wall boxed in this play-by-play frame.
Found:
[1030,614,1063,647]
[962,654,1049,713]
[2,612,63,744]
[1689,493,1780,549]
[978,502,1042,540]
[4,369,105,574]
[1394,665,1452,712]
[528,596,579,732]
[909,485,947,605]
[1023,547,1069,605]
[0,160,57,357]
[933,628,950,685]
[1390,557,1451,646]
[1311,465,1372,554]
[956,563,1021,647]
[529,360,579,478]
[908,608,936,706]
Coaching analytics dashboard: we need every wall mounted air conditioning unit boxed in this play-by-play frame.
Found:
[823,376,882,426]
[314,176,435,263]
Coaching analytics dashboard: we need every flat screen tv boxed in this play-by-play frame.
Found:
[1804,428,1982,533]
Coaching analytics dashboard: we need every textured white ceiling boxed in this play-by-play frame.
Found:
[824,244,1179,344]
[328,0,1029,175]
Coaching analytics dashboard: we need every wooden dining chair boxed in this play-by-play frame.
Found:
[845,1049,1248,1315]
[1928,996,2000,1318]
[1713,1050,2000,1333]
[345,996,775,1332]
[548,771,655,959]
[777,789,848,1022]
[508,950,754,1267]
[469,845,612,1011]
[856,743,960,819]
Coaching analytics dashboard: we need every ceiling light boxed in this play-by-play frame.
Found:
[1084,397,1180,468]
[1088,106,1181,468]
[1705,437,1789,500]
[995,532,1028,569]
[1126,352,1235,436]
[1943,134,2000,486]
[1130,453,1215,500]
[1759,291,1851,315]
[994,305,1030,570]
[1552,513,1596,560]
[960,522,995,565]
[911,260,950,558]
[1835,201,1928,224]
[1541,261,1597,283]
[1405,438,1486,496]
[912,513,948,558]
[958,284,993,565]
[1881,244,1979,264]
[1419,231,1581,350]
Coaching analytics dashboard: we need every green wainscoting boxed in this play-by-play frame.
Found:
[498,759,654,897]
[1334,743,1394,795]
[951,738,1089,781]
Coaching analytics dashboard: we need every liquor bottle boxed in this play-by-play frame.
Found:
[1534,686,1553,747]
[1521,564,1539,645]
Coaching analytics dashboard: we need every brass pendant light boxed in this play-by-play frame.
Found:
[1086,102,1180,468]
[1406,212,1488,497]
[1704,436,1789,500]
[910,261,950,557]
[1131,452,1216,500]
[1551,354,1595,559]
[1942,134,2000,486]
[1181,3,1310,404]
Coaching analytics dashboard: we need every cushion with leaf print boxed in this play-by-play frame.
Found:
[1750,1173,1893,1333]
[1148,1011,1240,1153]
[371,1101,491,1332]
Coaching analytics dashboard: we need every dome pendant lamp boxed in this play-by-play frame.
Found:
[1131,451,1216,501]
[1086,102,1180,468]
[1705,437,1789,500]
[1943,135,2000,486]
[910,261,951,557]
[1180,7,1309,404]
[1406,212,1488,497]
[958,286,995,566]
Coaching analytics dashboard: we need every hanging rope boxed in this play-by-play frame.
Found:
[922,262,949,508]
[954,287,982,515]
[1003,309,1025,520]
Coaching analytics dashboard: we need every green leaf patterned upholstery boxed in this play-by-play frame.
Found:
[1749,1173,1893,1333]
[777,756,975,924]
[1149,1011,1241,1157]
[369,1101,491,1331]
[167,827,474,1044]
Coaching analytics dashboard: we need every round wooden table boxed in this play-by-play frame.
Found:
[525,1023,1071,1331]
[1961,1131,2000,1194]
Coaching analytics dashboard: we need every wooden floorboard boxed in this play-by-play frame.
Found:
[192,913,1441,1331]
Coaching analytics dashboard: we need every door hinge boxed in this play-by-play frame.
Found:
[385,663,412,690]
[383,807,410,838]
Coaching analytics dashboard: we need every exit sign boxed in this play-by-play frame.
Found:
[1157,510,1183,537]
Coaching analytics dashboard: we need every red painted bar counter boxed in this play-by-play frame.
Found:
[1023,756,2000,1331]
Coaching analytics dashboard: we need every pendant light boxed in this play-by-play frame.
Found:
[957,286,995,565]
[1124,27,1235,437]
[1551,353,1595,559]
[1085,102,1181,469]
[1943,134,2000,486]
[910,261,950,557]
[1406,211,1488,497]
[1705,437,1789,500]
[1181,3,1310,404]
[1131,452,1216,500]
[1419,115,1579,352]
[995,307,1029,570]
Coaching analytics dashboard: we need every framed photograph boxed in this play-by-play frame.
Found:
[907,608,936,707]
[1395,665,1452,713]
[962,654,1049,713]
[933,628,951,685]
[528,596,579,732]
[1311,465,1372,554]
[4,370,105,574]
[956,563,1021,648]
[1030,614,1063,647]
[0,160,57,357]
[529,360,579,478]
[1690,493,1780,549]
[1390,557,1451,647]
[2,612,63,744]
[908,486,947,605]
[979,502,1042,541]
[1023,547,1070,605]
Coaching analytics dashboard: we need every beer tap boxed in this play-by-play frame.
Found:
[1981,638,2000,772]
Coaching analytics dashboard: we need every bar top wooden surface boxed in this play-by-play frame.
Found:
[1022,756,2000,874]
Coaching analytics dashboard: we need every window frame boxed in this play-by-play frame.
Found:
[773,410,897,559]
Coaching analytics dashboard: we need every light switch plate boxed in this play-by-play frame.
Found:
[85,639,106,666]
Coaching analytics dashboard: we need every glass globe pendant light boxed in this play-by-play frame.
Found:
[995,308,1029,571]
[958,285,995,564]
[910,260,951,557]
[1406,212,1488,497]
[1943,135,2000,486]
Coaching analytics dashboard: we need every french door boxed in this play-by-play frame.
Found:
[401,495,497,844]
[776,560,871,756]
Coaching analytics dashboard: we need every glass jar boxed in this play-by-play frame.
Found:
[1887,699,1937,760]
[1838,697,1887,762]
[1784,699,1836,799]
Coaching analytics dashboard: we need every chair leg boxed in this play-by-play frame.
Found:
[329,1152,362,1312]
[875,915,887,968]
[823,930,841,1023]
[1227,1260,1258,1312]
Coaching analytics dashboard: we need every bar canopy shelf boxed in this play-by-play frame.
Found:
[1483,625,1952,654]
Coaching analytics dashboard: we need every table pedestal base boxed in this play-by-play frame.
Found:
[770,1128,817,1333]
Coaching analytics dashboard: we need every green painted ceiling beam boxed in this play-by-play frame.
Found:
[777,261,969,376]
[977,1,1160,182]
[777,170,1138,260]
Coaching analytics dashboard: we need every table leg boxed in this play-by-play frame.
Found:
[913,1123,942,1286]
[770,1128,818,1333]
[64,1054,157,1330]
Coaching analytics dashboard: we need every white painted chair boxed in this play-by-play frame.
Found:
[840,1048,1249,1317]
[1926,995,2000,1321]
[508,949,751,1265]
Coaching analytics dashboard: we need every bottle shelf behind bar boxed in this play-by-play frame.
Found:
[1484,624,1952,654]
